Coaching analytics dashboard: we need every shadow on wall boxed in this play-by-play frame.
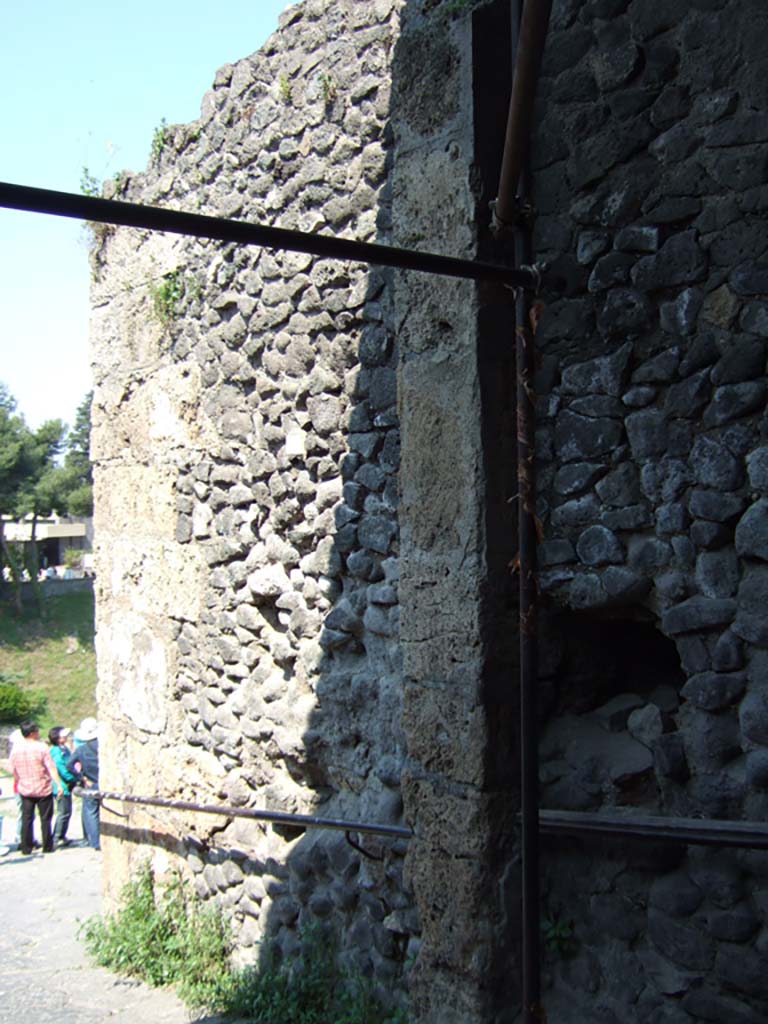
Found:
[172,0,416,1005]
[102,819,184,856]
[165,0,521,1016]
[538,614,688,813]
[91,0,648,1018]
[181,0,535,1019]
[518,0,768,1019]
[95,0,768,1019]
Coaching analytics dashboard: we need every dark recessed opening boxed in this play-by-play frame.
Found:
[539,612,686,719]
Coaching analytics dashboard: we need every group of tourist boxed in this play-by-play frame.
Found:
[1,717,100,856]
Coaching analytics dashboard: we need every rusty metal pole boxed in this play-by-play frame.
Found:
[491,2,552,1021]
[0,181,540,289]
[511,5,548,1019]
[492,0,553,233]
[515,186,542,1024]
[80,787,413,838]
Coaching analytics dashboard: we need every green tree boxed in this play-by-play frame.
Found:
[0,384,77,612]
[16,417,69,609]
[62,390,93,515]
[14,417,68,517]
[0,386,38,610]
[16,391,93,520]
[0,384,32,516]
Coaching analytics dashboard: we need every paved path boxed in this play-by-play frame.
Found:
[0,804,220,1024]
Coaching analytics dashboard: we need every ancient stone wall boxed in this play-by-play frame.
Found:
[91,0,768,1021]
[91,0,414,992]
[530,0,768,1020]
[91,0,518,1013]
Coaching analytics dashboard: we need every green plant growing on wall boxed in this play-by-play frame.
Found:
[149,270,185,327]
[80,167,101,198]
[151,118,169,163]
[319,72,337,107]
[279,73,293,105]
[79,166,115,264]
[542,911,577,958]
[113,170,129,197]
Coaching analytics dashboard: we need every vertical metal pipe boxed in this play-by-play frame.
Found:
[516,204,541,1024]
[494,0,553,231]
[510,3,542,1020]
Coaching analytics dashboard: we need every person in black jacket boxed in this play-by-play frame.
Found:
[66,718,100,851]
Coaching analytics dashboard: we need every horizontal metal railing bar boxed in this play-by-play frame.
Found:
[538,808,768,850]
[77,790,768,848]
[75,787,413,839]
[0,181,538,288]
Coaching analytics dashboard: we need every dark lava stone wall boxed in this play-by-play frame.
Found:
[528,0,768,1020]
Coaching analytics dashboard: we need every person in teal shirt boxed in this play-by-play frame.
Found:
[48,727,77,847]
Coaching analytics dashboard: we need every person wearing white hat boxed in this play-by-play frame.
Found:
[66,718,100,850]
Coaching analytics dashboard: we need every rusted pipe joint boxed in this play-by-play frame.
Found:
[489,196,535,237]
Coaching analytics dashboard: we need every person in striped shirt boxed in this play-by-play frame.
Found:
[9,720,63,855]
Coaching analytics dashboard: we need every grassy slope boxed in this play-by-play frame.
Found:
[0,588,97,731]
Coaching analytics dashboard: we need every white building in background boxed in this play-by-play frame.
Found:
[3,514,93,572]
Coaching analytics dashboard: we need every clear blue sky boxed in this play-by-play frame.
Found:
[0,0,297,432]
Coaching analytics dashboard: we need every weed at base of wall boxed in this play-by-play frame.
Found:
[81,861,231,1009]
[82,862,408,1022]
[225,926,408,1024]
